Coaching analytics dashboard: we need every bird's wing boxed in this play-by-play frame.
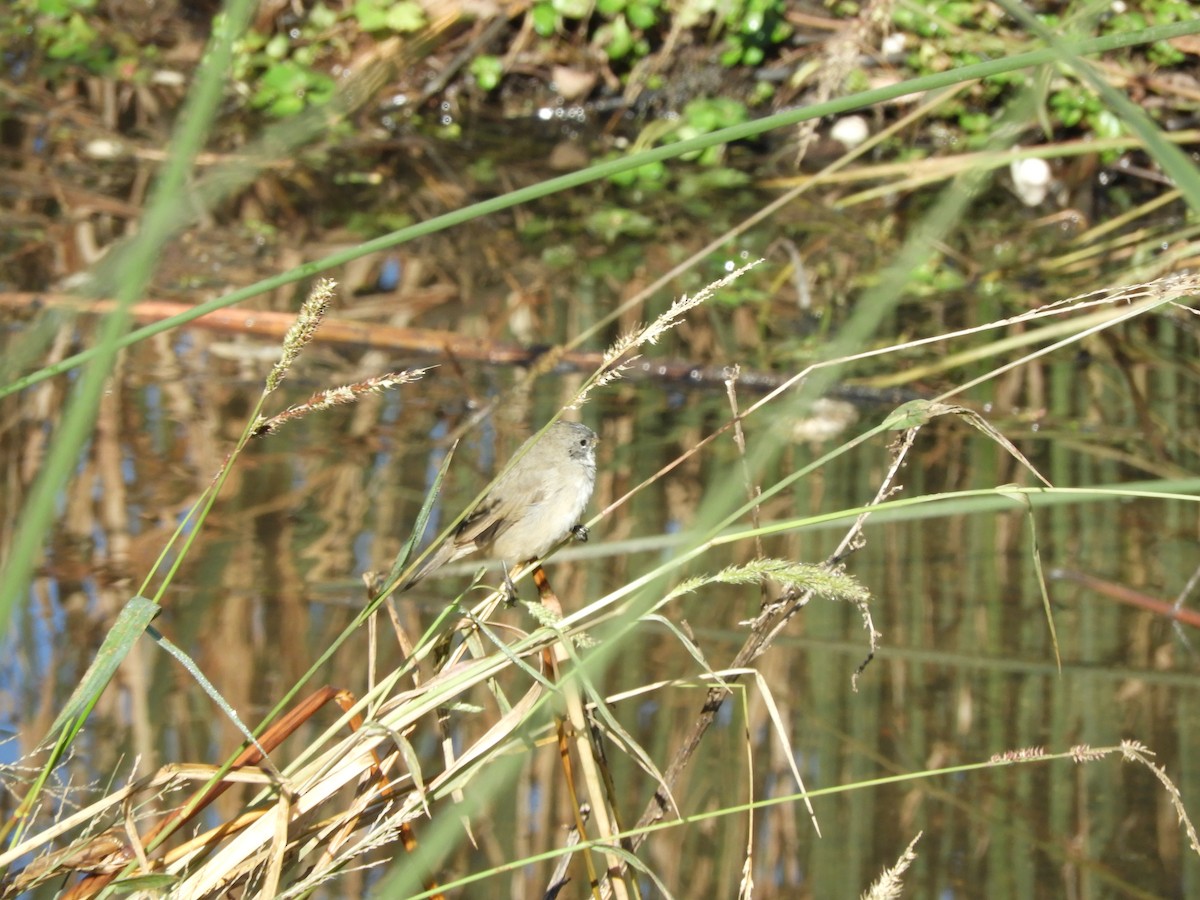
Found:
[458,485,547,549]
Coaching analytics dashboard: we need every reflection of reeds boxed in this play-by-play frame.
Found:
[8,294,1200,895]
[0,273,435,896]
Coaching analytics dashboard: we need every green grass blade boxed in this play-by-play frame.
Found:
[1,595,160,849]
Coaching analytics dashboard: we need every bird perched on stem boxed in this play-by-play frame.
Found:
[403,420,598,591]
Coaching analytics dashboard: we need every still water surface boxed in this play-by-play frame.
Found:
[2,162,1199,897]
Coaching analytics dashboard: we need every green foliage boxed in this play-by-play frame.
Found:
[31,0,96,13]
[673,97,750,164]
[606,158,669,190]
[225,0,422,117]
[708,278,769,307]
[749,79,775,105]
[904,256,969,296]
[891,0,1190,142]
[596,12,649,60]
[12,0,113,74]
[530,3,560,36]
[351,0,426,33]
[228,1,355,118]
[597,0,661,58]
[680,96,749,133]
[42,11,103,63]
[1048,85,1123,141]
[956,109,993,140]
[469,54,505,92]
[540,243,579,270]
[892,0,1000,37]
[530,0,593,36]
[530,0,662,60]
[345,210,414,236]
[604,97,750,195]
[251,59,335,116]
[677,166,751,194]
[583,206,658,241]
[523,0,794,69]
[553,0,592,17]
[1102,0,1192,65]
[715,0,793,67]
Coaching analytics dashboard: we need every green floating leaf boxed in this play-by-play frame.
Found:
[627,2,658,29]
[584,206,657,241]
[599,15,634,60]
[553,0,591,18]
[531,2,558,36]
[386,1,425,32]
[470,54,504,92]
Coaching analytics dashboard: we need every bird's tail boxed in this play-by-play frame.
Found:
[398,539,458,592]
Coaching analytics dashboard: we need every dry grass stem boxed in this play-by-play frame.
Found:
[266,277,336,392]
[572,260,763,409]
[860,832,923,900]
[1118,741,1200,857]
[253,368,431,436]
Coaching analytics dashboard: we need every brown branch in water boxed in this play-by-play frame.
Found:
[0,291,922,404]
[1050,569,1200,628]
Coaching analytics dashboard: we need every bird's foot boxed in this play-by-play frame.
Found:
[502,563,519,605]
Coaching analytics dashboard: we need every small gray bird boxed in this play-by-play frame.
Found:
[404,420,598,590]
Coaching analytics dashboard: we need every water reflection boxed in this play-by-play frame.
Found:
[3,198,1200,897]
